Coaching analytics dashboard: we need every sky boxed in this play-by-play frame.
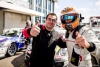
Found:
[54,0,100,23]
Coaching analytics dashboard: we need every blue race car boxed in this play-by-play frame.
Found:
[0,28,25,58]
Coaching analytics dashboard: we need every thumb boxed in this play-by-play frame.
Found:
[35,20,39,26]
[76,31,80,37]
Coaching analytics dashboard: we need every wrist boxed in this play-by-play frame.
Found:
[87,42,96,52]
[86,43,90,48]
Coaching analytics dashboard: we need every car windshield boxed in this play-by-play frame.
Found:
[2,29,21,37]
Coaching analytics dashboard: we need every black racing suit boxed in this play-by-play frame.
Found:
[23,25,66,67]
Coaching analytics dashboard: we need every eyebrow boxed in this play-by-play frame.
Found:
[48,18,57,20]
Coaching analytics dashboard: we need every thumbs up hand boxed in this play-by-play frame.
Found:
[30,20,40,37]
[75,31,90,48]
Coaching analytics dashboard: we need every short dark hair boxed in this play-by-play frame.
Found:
[46,13,57,20]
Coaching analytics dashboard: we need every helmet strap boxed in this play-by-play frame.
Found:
[65,23,74,33]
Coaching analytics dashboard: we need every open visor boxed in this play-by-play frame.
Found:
[61,14,79,23]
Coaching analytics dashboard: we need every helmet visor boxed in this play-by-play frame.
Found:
[62,14,78,23]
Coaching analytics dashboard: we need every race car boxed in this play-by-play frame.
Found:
[54,46,68,67]
[0,28,25,58]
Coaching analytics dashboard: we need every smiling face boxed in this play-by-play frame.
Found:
[45,14,57,31]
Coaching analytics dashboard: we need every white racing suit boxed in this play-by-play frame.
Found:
[66,25,100,67]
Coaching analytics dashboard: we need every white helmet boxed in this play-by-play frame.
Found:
[60,7,84,31]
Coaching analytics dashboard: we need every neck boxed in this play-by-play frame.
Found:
[45,26,53,31]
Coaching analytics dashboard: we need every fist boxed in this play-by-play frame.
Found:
[30,20,40,37]
[75,31,90,48]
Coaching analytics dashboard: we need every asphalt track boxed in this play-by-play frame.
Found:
[0,49,27,67]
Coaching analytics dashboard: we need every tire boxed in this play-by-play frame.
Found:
[24,60,30,67]
[24,52,31,67]
[6,42,17,56]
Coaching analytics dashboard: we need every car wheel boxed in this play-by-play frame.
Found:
[24,51,31,67]
[7,42,17,56]
[24,60,30,67]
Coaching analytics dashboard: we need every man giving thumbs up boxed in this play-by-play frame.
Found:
[22,13,67,67]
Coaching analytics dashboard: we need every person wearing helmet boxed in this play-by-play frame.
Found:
[60,7,100,67]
